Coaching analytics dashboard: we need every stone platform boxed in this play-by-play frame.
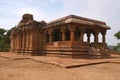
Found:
[0,52,120,68]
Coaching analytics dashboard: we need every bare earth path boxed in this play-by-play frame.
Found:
[0,55,120,80]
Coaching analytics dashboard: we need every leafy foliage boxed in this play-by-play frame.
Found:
[0,27,16,52]
[113,31,120,52]
[114,31,120,39]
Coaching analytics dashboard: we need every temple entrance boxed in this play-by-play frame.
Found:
[53,29,62,42]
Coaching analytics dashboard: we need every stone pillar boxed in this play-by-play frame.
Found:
[79,29,84,42]
[69,29,75,41]
[87,33,91,43]
[61,29,66,41]
[94,30,99,43]
[48,30,52,42]
[101,30,106,43]
[102,35,105,43]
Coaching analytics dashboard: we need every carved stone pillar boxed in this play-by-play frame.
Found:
[101,30,106,43]
[69,29,75,41]
[94,30,99,43]
[102,35,105,43]
[87,33,91,43]
[61,29,66,41]
[48,30,52,42]
[79,29,84,42]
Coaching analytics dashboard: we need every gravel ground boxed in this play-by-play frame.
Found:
[0,56,120,80]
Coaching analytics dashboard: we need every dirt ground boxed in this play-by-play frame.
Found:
[0,56,120,80]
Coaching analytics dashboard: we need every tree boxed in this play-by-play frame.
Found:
[0,27,16,51]
[0,28,6,39]
[0,28,7,51]
[113,31,120,52]
[114,31,120,39]
[5,26,16,45]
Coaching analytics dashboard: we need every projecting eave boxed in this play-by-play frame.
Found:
[44,15,111,29]
[65,18,110,29]
[45,18,110,29]
[65,18,94,26]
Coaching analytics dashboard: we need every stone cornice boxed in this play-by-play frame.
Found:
[45,15,110,29]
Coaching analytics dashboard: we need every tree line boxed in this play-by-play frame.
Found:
[0,27,16,51]
[113,31,120,51]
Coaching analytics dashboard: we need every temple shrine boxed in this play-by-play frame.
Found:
[10,14,110,58]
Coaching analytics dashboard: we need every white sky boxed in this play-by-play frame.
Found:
[0,0,120,45]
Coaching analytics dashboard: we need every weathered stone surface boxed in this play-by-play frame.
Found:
[11,14,110,58]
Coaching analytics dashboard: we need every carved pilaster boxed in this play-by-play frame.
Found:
[101,30,106,43]
[48,29,53,42]
[19,31,22,51]
[29,30,33,50]
[61,28,66,41]
[25,30,28,50]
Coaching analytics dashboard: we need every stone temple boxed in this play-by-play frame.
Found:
[10,14,110,58]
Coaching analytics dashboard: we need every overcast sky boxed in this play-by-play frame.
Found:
[0,0,120,45]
